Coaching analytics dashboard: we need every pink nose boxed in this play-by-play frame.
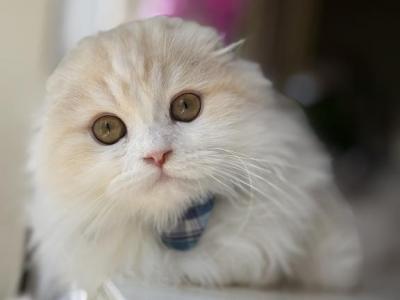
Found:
[143,150,172,167]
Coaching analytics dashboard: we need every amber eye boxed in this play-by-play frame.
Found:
[170,92,201,122]
[91,115,127,145]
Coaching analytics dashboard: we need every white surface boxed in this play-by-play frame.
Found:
[118,284,378,300]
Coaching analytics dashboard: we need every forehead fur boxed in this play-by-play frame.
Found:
[47,17,229,106]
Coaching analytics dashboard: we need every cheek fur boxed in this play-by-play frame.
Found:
[37,129,124,202]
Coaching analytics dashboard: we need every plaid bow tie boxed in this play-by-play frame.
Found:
[161,194,215,251]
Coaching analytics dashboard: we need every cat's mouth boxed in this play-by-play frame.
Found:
[154,170,173,184]
[154,171,173,184]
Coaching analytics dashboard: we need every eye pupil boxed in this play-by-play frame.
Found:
[104,121,113,137]
[92,115,126,145]
[170,92,201,122]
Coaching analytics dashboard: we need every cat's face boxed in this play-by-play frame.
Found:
[33,17,269,232]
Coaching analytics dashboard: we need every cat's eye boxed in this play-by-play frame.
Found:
[91,115,127,145]
[170,92,201,122]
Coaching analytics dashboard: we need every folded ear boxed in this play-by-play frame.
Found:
[213,39,245,58]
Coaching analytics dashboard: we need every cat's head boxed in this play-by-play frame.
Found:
[31,17,271,233]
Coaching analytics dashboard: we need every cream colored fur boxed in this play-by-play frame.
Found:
[28,17,361,299]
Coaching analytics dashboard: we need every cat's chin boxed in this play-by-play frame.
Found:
[143,169,203,199]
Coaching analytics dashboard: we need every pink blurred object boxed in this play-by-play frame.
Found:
[136,0,176,19]
[136,0,248,43]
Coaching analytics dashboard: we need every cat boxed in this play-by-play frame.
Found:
[28,16,361,299]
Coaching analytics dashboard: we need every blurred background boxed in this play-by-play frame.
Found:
[1,0,399,299]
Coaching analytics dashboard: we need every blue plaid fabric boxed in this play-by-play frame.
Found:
[161,194,215,251]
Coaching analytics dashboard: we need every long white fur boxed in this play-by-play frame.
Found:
[28,17,361,298]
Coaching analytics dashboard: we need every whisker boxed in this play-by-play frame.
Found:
[200,152,307,217]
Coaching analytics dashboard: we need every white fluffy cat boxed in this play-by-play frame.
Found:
[28,17,361,299]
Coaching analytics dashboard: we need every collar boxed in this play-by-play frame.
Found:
[160,194,215,251]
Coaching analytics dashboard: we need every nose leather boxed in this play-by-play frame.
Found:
[143,150,172,167]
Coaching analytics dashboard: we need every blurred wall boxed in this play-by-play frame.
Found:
[0,0,48,297]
